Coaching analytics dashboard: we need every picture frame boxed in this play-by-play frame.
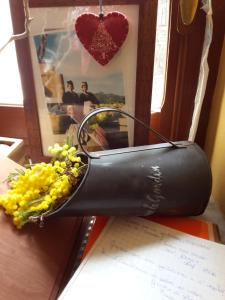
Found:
[10,0,157,162]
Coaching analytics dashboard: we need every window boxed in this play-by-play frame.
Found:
[0,1,23,105]
[150,0,209,145]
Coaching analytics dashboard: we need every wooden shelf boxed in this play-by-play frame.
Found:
[0,137,26,164]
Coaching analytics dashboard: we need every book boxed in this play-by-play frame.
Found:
[64,215,220,283]
[82,215,220,258]
[59,217,225,300]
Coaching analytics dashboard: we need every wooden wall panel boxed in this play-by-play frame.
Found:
[0,106,27,140]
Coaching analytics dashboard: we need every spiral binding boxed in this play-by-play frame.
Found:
[68,216,97,277]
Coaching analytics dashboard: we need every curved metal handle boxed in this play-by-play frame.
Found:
[77,107,178,158]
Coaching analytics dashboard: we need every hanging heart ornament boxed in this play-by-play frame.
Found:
[75,12,129,65]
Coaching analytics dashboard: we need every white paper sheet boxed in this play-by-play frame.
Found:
[59,217,225,300]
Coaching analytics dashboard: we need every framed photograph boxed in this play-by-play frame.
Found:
[10,0,157,161]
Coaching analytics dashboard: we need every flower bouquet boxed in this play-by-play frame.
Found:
[0,143,87,229]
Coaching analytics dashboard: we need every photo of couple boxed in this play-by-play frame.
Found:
[63,80,98,111]
[62,80,108,149]
[33,32,129,152]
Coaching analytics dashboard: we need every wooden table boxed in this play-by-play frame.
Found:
[0,155,83,300]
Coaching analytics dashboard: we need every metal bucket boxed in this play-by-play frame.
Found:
[48,108,212,218]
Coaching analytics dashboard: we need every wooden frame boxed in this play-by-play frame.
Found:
[10,0,157,162]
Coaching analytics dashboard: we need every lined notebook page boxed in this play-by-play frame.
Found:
[59,217,225,300]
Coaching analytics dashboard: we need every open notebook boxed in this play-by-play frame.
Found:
[59,217,225,300]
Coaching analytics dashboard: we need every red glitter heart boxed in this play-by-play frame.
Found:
[75,12,129,66]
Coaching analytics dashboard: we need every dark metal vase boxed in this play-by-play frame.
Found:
[48,108,212,218]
